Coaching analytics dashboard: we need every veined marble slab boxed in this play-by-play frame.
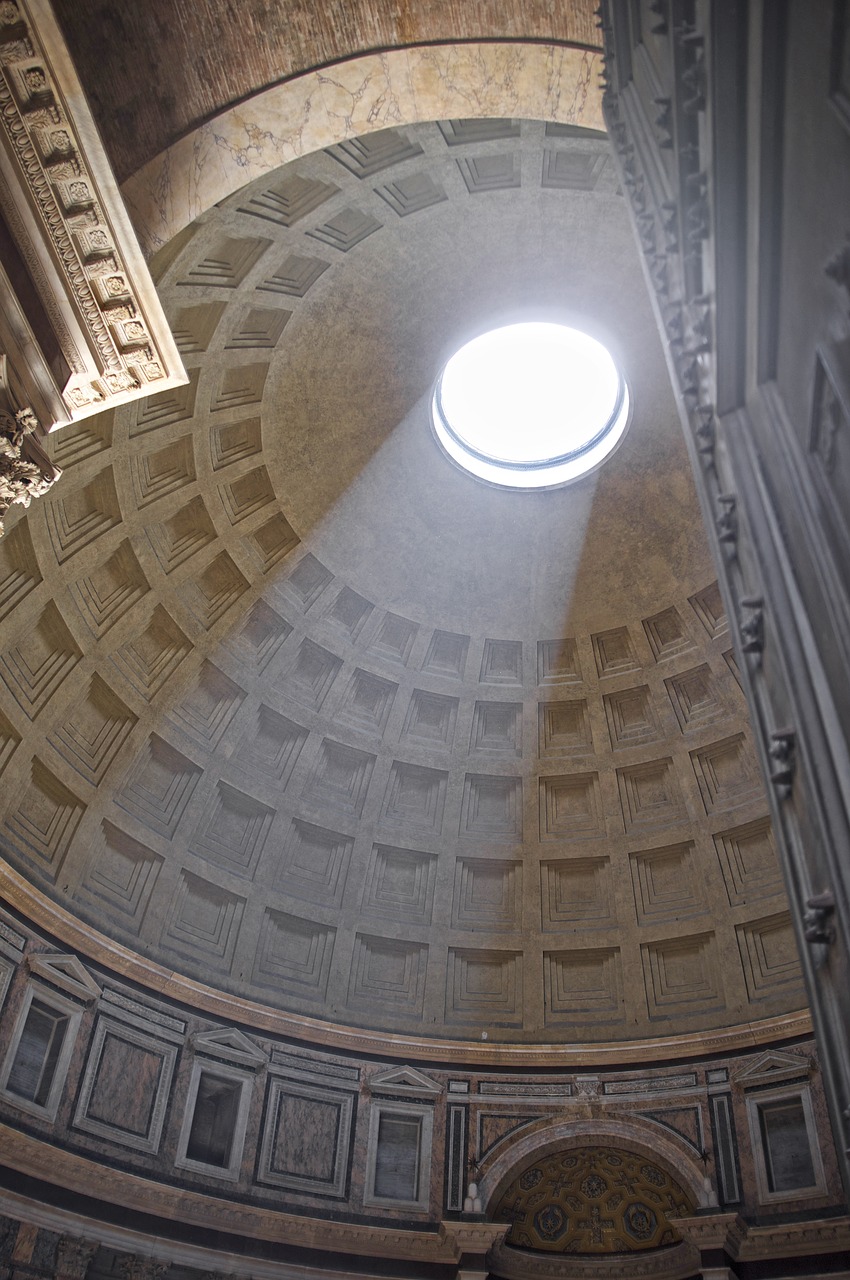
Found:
[121,42,604,258]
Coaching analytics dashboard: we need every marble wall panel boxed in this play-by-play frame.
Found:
[257,1076,354,1197]
[72,1016,177,1153]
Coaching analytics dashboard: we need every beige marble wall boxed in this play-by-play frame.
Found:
[120,42,604,258]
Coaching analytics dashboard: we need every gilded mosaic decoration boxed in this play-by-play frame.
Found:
[494,1147,695,1253]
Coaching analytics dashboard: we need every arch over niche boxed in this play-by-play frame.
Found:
[478,1116,713,1221]
[120,41,604,258]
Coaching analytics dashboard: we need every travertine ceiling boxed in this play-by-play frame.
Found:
[51,0,600,182]
[0,122,805,1048]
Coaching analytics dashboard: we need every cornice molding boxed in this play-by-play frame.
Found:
[0,0,184,437]
[0,863,812,1067]
[489,1240,699,1280]
[672,1212,850,1260]
[0,1123,498,1267]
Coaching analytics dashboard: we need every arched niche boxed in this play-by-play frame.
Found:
[478,1115,713,1219]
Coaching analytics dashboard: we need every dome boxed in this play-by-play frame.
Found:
[1,1,849,1270]
[0,120,803,1059]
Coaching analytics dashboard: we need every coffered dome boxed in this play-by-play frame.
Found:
[0,120,804,1055]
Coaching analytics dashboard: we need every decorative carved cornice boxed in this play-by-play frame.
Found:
[737,1215,850,1260]
[0,1134,846,1276]
[670,1213,850,1264]
[440,1221,509,1258]
[488,1240,699,1280]
[0,0,184,444]
[0,1123,453,1265]
[669,1212,746,1255]
[0,352,59,532]
[671,1213,850,1260]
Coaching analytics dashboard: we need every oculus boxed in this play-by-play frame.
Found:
[432,322,630,488]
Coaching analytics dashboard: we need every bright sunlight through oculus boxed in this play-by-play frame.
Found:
[432,322,630,489]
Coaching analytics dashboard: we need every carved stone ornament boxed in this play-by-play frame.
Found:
[488,1239,698,1280]
[768,726,796,796]
[0,352,60,533]
[715,493,737,549]
[440,1220,508,1259]
[55,1236,97,1280]
[803,889,836,949]
[115,1255,171,1280]
[0,0,185,439]
[739,595,765,656]
[670,1211,746,1256]
[574,1075,601,1098]
[673,1211,850,1262]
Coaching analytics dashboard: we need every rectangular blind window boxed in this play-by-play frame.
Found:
[758,1097,817,1192]
[7,1000,69,1106]
[186,1072,242,1168]
[374,1114,422,1201]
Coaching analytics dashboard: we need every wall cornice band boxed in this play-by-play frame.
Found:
[0,864,812,1067]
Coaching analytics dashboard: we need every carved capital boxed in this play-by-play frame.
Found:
[0,352,60,532]
[440,1220,509,1261]
[116,1257,171,1280]
[670,1212,746,1257]
[55,1237,97,1280]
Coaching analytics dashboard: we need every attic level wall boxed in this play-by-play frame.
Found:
[600,0,850,1197]
[48,0,601,183]
[0,907,845,1273]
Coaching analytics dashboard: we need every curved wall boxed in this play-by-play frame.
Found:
[0,910,839,1246]
[0,123,805,1049]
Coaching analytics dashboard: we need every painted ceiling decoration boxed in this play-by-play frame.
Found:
[494,1146,695,1254]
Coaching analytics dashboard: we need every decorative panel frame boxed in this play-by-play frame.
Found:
[710,1092,741,1206]
[72,1014,178,1152]
[174,1057,254,1182]
[0,980,82,1120]
[0,955,12,1014]
[744,1084,828,1205]
[445,1101,467,1212]
[363,1097,434,1212]
[256,1074,355,1199]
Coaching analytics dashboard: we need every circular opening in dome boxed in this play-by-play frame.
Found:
[431,322,630,488]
